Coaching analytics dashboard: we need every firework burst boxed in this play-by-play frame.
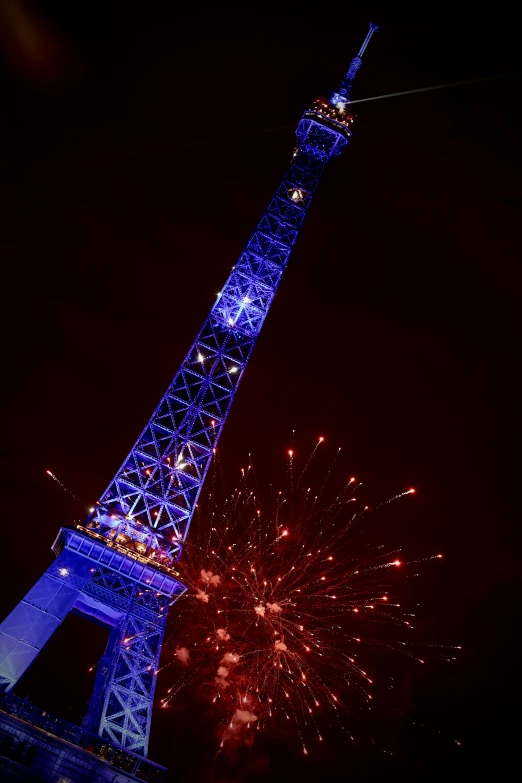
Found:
[158,438,453,754]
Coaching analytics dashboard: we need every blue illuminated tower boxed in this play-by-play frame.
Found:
[0,23,378,782]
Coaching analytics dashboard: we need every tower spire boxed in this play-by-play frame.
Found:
[331,22,379,107]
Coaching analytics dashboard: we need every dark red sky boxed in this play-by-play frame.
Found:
[0,2,520,781]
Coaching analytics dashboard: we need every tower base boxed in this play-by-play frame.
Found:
[0,694,166,782]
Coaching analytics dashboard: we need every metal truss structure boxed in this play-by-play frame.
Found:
[0,23,378,764]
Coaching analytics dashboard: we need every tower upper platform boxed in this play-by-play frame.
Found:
[295,98,355,161]
[295,22,378,161]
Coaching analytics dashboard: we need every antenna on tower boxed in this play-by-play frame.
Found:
[331,22,379,108]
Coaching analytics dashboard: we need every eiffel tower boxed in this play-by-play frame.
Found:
[0,23,378,782]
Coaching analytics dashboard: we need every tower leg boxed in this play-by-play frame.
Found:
[0,525,184,759]
[95,584,168,756]
[0,550,92,691]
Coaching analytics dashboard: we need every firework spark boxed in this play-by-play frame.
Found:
[159,439,452,754]
[46,469,82,504]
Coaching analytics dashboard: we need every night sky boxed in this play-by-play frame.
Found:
[0,2,520,781]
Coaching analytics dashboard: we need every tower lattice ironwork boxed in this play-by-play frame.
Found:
[0,23,378,768]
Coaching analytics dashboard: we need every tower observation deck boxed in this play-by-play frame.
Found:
[0,22,378,782]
